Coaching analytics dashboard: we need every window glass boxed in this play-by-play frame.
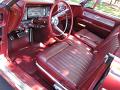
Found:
[0,0,4,3]
[85,0,95,8]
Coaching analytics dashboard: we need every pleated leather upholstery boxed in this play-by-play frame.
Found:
[47,41,92,85]
[36,26,120,89]
[36,40,93,89]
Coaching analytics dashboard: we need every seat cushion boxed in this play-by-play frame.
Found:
[36,40,93,89]
[74,29,103,48]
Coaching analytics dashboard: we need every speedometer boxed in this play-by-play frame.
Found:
[28,7,46,18]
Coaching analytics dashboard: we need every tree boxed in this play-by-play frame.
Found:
[110,0,112,4]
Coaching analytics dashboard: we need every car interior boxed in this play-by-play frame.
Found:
[1,0,120,89]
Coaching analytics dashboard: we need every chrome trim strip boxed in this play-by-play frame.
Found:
[36,62,68,90]
[0,55,31,90]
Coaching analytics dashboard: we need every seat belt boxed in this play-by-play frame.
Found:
[104,53,114,65]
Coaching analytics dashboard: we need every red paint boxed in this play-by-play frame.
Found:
[0,0,120,90]
[101,58,120,90]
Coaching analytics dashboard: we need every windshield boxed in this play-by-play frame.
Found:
[25,0,54,3]
[27,0,79,3]
[25,0,79,5]
[0,0,4,3]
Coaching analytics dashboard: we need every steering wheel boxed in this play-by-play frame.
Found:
[48,0,73,41]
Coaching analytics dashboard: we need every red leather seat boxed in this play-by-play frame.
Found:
[36,39,93,89]
[36,26,120,89]
[74,29,103,48]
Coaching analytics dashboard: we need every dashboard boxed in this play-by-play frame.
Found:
[23,6,50,20]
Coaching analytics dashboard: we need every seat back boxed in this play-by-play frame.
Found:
[96,26,120,54]
[89,26,120,72]
[77,26,120,89]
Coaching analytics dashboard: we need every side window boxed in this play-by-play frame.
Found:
[69,0,96,8]
[69,0,120,18]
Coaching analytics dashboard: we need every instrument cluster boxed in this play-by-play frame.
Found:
[22,6,50,20]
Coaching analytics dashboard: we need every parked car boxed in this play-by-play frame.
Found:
[0,0,120,90]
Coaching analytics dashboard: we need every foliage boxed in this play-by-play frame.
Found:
[95,2,120,18]
[70,0,80,3]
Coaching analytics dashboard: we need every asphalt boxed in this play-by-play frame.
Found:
[0,75,14,90]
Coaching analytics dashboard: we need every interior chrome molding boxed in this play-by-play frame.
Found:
[36,62,68,90]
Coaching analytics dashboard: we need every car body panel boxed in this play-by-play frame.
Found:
[0,0,120,90]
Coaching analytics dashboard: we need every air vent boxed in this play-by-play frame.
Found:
[0,13,3,21]
[0,28,1,52]
[0,27,2,36]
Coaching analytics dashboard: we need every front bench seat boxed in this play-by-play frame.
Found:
[36,40,93,90]
[74,29,103,48]
[36,26,120,89]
